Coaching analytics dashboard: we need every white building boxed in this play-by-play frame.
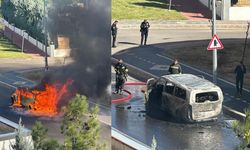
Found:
[199,0,250,20]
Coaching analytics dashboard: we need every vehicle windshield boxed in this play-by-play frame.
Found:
[195,92,219,103]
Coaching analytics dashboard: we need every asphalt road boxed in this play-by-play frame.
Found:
[0,71,111,146]
[111,29,248,149]
[113,44,250,114]
[111,74,240,150]
[112,29,250,114]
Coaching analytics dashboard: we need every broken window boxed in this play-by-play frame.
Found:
[165,82,175,94]
[174,87,186,100]
[195,92,219,103]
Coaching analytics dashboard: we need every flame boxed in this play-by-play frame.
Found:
[12,80,73,116]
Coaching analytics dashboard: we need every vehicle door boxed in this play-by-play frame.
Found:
[172,86,187,117]
[161,81,175,112]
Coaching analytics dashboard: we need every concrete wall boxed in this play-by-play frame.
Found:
[199,0,250,20]
[229,7,250,20]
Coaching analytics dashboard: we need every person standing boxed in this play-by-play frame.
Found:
[168,59,182,74]
[234,61,246,97]
[114,59,128,94]
[140,19,150,46]
[111,20,118,48]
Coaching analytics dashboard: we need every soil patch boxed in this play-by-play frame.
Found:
[162,40,250,89]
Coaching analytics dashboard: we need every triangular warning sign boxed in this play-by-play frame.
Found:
[207,34,224,50]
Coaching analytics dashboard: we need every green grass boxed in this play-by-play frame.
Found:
[112,0,186,20]
[0,35,30,58]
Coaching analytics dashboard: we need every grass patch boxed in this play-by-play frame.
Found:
[162,42,250,89]
[0,35,30,58]
[112,0,186,20]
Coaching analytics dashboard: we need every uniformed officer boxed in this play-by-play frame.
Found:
[114,59,128,94]
[234,61,246,97]
[140,19,150,46]
[168,59,182,74]
[111,20,118,48]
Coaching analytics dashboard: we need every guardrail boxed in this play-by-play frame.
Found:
[112,128,151,150]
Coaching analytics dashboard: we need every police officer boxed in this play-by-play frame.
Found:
[111,20,118,48]
[168,59,182,74]
[234,61,246,97]
[114,59,128,94]
[140,19,150,46]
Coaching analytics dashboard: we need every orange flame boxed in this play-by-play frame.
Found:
[12,80,73,116]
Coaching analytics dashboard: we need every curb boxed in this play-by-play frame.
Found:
[112,57,246,121]
[115,20,249,30]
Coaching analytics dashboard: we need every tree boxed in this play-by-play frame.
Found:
[61,94,106,150]
[1,0,45,42]
[11,118,34,150]
[31,121,48,150]
[151,136,157,150]
[232,108,250,149]
[32,121,61,150]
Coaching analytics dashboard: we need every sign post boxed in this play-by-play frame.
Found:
[212,0,217,84]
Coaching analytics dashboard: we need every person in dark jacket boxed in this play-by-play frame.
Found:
[114,59,128,94]
[169,59,182,74]
[234,61,246,97]
[111,20,118,48]
[140,19,150,45]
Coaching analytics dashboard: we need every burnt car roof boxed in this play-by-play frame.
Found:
[161,74,218,90]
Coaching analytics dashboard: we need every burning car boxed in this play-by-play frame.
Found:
[11,80,73,116]
[145,74,223,122]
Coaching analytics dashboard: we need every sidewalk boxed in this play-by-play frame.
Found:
[171,0,212,20]
[115,20,249,30]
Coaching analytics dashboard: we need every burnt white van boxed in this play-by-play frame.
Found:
[145,74,223,122]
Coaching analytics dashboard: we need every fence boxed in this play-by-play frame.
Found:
[0,18,54,56]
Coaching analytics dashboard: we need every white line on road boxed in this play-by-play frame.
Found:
[156,53,250,93]
[0,81,17,89]
[223,106,246,118]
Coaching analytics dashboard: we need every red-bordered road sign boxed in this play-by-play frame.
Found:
[207,34,224,50]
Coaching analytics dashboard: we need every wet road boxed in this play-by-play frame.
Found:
[111,75,240,150]
[112,43,250,114]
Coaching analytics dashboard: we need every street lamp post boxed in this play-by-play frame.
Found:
[44,0,49,71]
[212,0,217,84]
[21,30,25,53]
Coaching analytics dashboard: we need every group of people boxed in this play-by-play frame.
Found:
[112,20,247,98]
[111,19,150,48]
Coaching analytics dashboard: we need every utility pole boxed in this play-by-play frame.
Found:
[212,0,217,84]
[168,0,172,10]
[242,22,250,63]
[21,30,25,53]
[44,0,49,71]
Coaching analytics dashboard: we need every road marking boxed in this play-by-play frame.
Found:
[156,53,250,93]
[223,106,246,118]
[0,81,17,89]
[16,75,36,84]
[13,81,27,85]
[150,65,169,71]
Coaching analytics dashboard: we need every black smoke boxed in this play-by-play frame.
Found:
[45,0,111,104]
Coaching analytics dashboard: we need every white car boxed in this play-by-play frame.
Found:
[145,74,223,122]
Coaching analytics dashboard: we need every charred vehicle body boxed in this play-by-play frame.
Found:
[145,74,223,122]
